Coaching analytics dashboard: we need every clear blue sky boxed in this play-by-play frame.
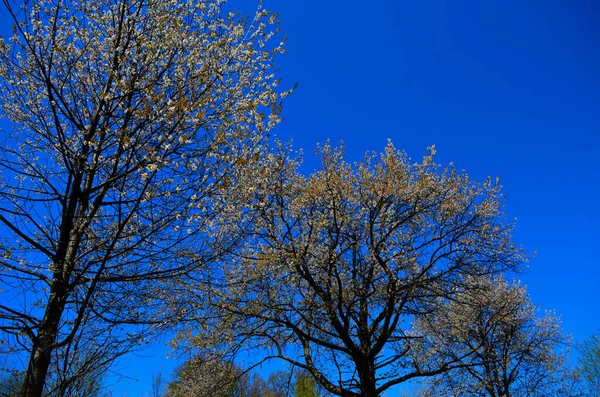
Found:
[269,0,600,338]
[1,0,599,395]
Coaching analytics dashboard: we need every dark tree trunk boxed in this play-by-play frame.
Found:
[20,154,86,397]
[20,278,68,397]
[356,357,379,397]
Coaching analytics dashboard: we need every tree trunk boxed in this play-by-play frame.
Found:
[20,163,83,396]
[356,357,378,397]
[20,282,68,397]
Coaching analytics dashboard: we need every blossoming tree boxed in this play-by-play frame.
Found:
[180,142,527,397]
[0,0,289,394]
[414,276,580,397]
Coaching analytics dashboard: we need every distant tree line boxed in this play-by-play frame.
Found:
[151,357,326,397]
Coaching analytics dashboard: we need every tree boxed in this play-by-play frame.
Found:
[414,276,580,397]
[580,332,600,397]
[0,0,289,394]
[44,336,111,397]
[166,358,325,397]
[180,142,527,397]
[151,371,167,397]
[266,370,294,397]
[0,365,107,397]
[3,309,123,396]
[266,368,326,397]
[166,356,240,397]
[295,371,319,397]
[165,356,275,397]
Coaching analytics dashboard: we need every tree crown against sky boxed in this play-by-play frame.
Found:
[415,276,581,397]
[0,0,290,395]
[176,141,528,397]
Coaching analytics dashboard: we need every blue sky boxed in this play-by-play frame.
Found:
[269,0,600,338]
[1,0,599,395]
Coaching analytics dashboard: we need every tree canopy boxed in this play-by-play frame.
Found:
[178,142,527,397]
[0,0,586,395]
[0,0,288,394]
[415,276,580,397]
[164,357,322,397]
